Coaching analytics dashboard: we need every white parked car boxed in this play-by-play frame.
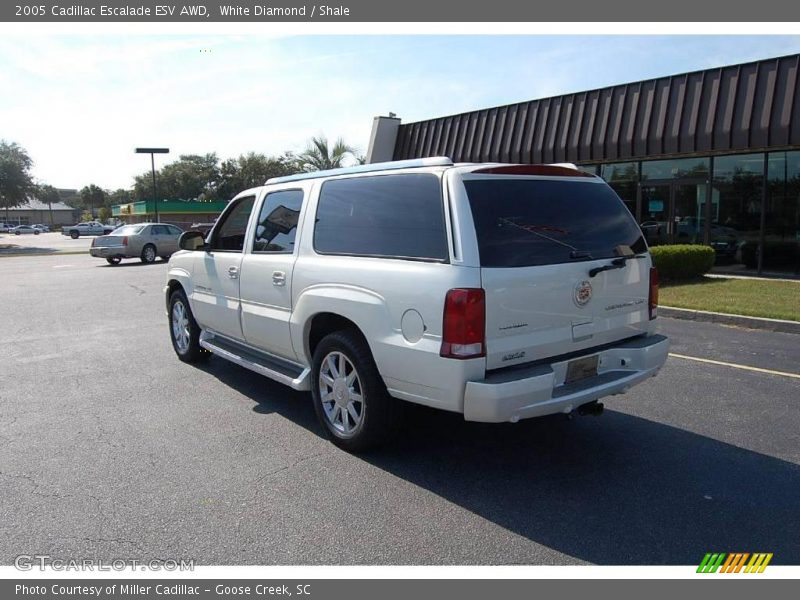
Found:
[61,221,114,238]
[165,158,668,451]
[11,225,40,235]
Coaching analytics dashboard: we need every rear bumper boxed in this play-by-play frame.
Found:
[463,334,669,423]
[90,246,129,258]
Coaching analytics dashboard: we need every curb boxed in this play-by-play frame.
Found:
[660,306,800,334]
[0,250,89,258]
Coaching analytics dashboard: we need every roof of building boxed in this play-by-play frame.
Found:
[393,52,800,165]
[7,198,76,212]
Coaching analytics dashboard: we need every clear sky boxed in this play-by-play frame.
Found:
[2,34,800,191]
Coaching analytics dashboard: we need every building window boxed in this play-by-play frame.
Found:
[711,153,764,267]
[766,151,800,274]
[641,157,709,181]
[600,162,639,219]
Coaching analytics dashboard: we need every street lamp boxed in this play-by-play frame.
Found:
[135,147,169,223]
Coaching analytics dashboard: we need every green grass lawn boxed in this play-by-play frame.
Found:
[660,277,800,321]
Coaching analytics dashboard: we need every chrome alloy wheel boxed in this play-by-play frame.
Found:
[318,351,365,437]
[171,300,190,354]
[143,245,156,262]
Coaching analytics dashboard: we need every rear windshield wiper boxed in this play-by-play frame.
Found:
[589,253,646,278]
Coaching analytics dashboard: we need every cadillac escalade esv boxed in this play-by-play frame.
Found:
[165,157,669,451]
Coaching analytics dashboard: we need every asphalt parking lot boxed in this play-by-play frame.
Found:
[1,253,798,565]
[0,231,93,253]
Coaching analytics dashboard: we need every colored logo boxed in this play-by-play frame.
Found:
[573,280,592,307]
[697,552,773,573]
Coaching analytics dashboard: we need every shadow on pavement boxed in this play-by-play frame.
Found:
[197,356,800,565]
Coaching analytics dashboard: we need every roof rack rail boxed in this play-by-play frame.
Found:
[265,156,454,185]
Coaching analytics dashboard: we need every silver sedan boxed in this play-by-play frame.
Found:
[90,223,183,265]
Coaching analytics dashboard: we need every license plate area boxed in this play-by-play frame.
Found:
[564,354,599,384]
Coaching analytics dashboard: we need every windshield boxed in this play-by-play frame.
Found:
[112,225,145,235]
[464,178,646,268]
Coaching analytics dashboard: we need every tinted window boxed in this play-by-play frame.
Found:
[314,174,447,261]
[151,225,169,235]
[464,178,647,267]
[210,196,256,252]
[167,225,183,235]
[253,189,303,253]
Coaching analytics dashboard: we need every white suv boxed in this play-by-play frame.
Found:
[165,157,668,451]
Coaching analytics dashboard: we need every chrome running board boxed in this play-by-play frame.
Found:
[199,331,310,391]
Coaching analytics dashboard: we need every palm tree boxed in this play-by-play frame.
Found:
[37,184,61,227]
[298,136,356,172]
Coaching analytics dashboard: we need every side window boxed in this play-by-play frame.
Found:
[168,225,183,235]
[253,189,304,253]
[313,174,448,261]
[210,195,256,252]
[152,225,168,235]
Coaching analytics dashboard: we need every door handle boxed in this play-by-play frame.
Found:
[272,271,286,286]
[228,266,239,279]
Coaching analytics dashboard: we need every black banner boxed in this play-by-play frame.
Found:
[4,580,799,600]
[3,0,800,22]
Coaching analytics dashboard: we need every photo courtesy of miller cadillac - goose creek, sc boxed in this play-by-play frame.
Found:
[41,4,352,17]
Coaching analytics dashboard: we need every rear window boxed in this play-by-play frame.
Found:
[464,178,646,268]
[112,225,145,235]
[314,174,448,261]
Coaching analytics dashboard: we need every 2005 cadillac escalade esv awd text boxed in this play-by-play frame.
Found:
[165,157,669,451]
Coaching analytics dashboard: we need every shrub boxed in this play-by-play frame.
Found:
[650,244,715,280]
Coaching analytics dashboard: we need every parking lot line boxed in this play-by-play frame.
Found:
[669,353,800,380]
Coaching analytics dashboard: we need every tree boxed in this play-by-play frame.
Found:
[79,184,107,217]
[0,140,35,223]
[108,188,132,207]
[297,136,357,172]
[217,152,298,200]
[133,153,220,201]
[36,184,61,226]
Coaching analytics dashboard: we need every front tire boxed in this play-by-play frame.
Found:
[168,289,208,363]
[141,244,157,264]
[311,330,402,452]
[70,231,79,239]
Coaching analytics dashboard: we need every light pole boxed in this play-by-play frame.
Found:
[135,147,169,223]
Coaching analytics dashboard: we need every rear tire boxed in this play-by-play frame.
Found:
[168,289,208,363]
[106,257,121,265]
[70,231,79,239]
[311,330,403,452]
[141,244,157,264]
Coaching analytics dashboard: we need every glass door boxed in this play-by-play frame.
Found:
[640,183,670,246]
[672,182,706,244]
[641,180,707,245]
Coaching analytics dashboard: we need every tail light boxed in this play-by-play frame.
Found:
[649,267,659,320]
[121,236,128,246]
[440,288,485,359]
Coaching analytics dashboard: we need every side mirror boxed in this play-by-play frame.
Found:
[178,230,208,251]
